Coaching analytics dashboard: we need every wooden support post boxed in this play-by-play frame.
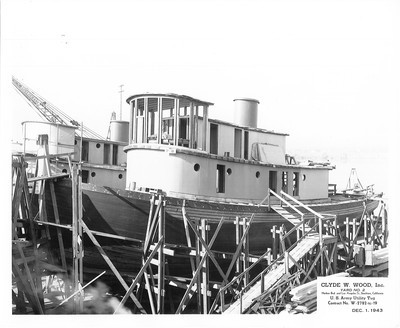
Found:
[49,181,68,274]
[382,204,388,247]
[243,217,250,286]
[195,220,202,313]
[71,165,83,313]
[284,252,289,274]
[176,218,225,314]
[271,225,277,260]
[157,197,165,314]
[235,217,241,275]
[279,226,285,254]
[201,219,210,314]
[352,218,357,242]
[182,200,196,275]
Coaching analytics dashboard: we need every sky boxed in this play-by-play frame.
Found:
[2,0,398,151]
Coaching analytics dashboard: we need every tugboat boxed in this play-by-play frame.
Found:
[28,92,381,277]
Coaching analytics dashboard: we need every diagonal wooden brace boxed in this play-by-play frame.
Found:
[80,219,147,314]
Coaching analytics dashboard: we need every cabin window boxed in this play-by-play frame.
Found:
[103,144,110,165]
[179,118,189,147]
[96,143,101,148]
[293,172,299,196]
[136,98,145,143]
[91,172,96,178]
[302,174,306,181]
[227,168,232,175]
[244,131,249,160]
[194,163,200,171]
[216,164,225,193]
[82,141,89,162]
[82,170,89,183]
[112,145,118,165]
[118,174,123,179]
[147,97,159,142]
[269,170,277,192]
[256,171,260,178]
[282,171,288,193]
[210,123,218,155]
[234,129,242,158]
[161,98,175,145]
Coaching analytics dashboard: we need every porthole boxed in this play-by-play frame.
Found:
[302,174,306,181]
[96,143,101,148]
[118,174,123,179]
[62,169,67,173]
[194,163,200,171]
[74,140,77,145]
[256,171,260,178]
[91,172,96,177]
[227,168,232,175]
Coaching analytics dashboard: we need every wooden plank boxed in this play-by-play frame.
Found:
[223,236,319,314]
[28,173,69,183]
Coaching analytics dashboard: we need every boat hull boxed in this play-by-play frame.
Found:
[42,179,380,275]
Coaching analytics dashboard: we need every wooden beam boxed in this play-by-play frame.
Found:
[114,237,164,313]
[80,219,147,314]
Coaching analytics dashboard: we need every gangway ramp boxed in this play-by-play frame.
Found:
[222,235,320,314]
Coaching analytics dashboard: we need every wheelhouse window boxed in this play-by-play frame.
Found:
[129,95,210,150]
[161,98,175,145]
[216,164,225,193]
[135,98,145,143]
[147,98,159,142]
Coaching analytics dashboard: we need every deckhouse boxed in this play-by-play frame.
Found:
[21,120,128,189]
[124,94,333,203]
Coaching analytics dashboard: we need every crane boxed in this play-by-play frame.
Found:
[12,76,105,140]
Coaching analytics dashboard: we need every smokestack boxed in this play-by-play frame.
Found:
[233,98,259,128]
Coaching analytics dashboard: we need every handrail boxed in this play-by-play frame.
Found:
[219,218,319,308]
[279,190,325,220]
[269,189,304,217]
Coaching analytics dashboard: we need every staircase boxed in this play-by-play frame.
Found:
[222,235,320,314]
[220,189,334,314]
[270,204,312,233]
